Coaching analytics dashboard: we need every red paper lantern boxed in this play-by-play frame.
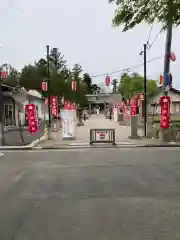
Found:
[72,79,76,91]
[41,80,47,91]
[105,75,110,86]
[1,71,7,79]
[159,74,164,84]
[169,52,176,62]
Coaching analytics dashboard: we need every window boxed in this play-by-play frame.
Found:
[4,104,14,126]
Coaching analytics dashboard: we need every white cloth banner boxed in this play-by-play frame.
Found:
[61,109,75,139]
[113,107,118,122]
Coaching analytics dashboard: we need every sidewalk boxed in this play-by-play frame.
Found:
[38,114,164,148]
[3,121,45,146]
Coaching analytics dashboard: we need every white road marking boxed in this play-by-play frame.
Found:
[2,149,87,153]
[0,152,4,157]
[70,142,89,146]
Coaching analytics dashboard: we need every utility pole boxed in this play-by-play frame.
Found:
[46,45,51,139]
[0,85,4,145]
[161,22,172,140]
[143,44,147,138]
[0,68,5,145]
[163,23,172,95]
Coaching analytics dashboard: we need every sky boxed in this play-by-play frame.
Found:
[0,0,180,89]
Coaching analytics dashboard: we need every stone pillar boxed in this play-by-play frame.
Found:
[88,103,91,115]
[119,112,123,122]
[129,115,139,139]
[104,102,106,116]
[76,108,84,126]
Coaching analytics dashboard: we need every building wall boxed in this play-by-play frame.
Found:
[86,93,122,104]
[28,98,45,121]
[148,91,180,114]
[3,90,46,126]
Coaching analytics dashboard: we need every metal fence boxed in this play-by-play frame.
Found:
[90,129,115,145]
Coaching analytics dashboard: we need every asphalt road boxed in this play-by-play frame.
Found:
[0,147,180,239]
[3,122,45,146]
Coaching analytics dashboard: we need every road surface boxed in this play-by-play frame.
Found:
[0,147,180,239]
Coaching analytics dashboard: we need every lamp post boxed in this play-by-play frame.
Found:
[0,61,8,145]
[0,72,4,145]
[46,45,51,139]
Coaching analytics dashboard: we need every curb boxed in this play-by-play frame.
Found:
[28,136,47,148]
[33,143,180,149]
[0,141,180,150]
[0,136,47,150]
[0,146,33,150]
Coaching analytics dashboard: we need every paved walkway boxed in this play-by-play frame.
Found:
[37,115,170,148]
[39,114,132,147]
[75,114,130,142]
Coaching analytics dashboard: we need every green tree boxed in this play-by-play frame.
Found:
[83,73,92,93]
[2,65,20,87]
[50,48,67,71]
[72,64,83,78]
[19,64,42,90]
[91,84,99,94]
[18,54,88,106]
[72,63,83,90]
[118,72,159,100]
[109,0,180,31]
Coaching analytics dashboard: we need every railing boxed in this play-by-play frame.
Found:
[90,128,115,145]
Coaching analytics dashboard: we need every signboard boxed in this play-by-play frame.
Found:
[159,96,171,129]
[61,109,75,139]
[25,104,38,133]
[51,96,59,117]
[95,130,108,141]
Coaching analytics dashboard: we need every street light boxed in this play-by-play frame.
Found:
[0,62,6,145]
[46,45,51,139]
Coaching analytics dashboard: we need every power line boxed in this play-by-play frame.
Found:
[147,26,165,52]
[146,24,153,45]
[90,55,163,78]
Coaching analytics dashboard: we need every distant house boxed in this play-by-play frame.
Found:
[148,87,180,114]
[86,93,122,113]
[1,84,46,127]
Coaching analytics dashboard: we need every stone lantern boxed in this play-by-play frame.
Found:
[76,104,84,126]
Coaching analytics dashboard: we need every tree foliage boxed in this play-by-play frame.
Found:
[118,72,159,99]
[1,48,92,106]
[109,0,180,31]
[3,66,20,87]
[83,73,92,93]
